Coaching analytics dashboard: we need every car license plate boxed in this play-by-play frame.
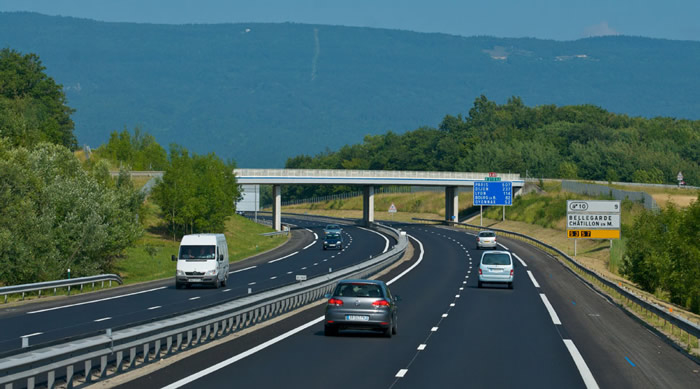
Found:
[189,278,202,282]
[346,315,369,321]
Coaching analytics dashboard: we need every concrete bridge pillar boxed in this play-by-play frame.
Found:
[445,186,458,223]
[272,185,282,231]
[363,185,375,227]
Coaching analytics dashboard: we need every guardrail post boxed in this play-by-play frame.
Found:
[154,339,161,360]
[143,343,149,364]
[47,370,55,389]
[84,359,92,383]
[99,355,108,377]
[116,351,124,372]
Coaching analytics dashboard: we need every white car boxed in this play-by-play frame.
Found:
[478,251,514,289]
[476,230,497,249]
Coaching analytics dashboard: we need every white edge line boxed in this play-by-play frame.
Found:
[94,317,111,322]
[302,240,317,250]
[527,270,540,288]
[540,294,562,325]
[27,286,167,314]
[229,265,257,274]
[162,317,325,389]
[164,232,426,389]
[21,332,43,338]
[358,226,390,253]
[148,306,162,310]
[313,233,318,240]
[497,243,510,250]
[563,339,600,389]
[513,252,527,267]
[268,251,299,263]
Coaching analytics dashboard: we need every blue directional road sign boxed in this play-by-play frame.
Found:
[473,181,513,206]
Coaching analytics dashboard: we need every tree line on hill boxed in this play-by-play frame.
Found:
[284,95,699,199]
[0,49,238,285]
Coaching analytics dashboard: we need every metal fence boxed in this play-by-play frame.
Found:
[0,223,407,389]
[562,180,660,210]
[1,274,123,304]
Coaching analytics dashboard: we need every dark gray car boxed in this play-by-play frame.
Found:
[324,279,399,337]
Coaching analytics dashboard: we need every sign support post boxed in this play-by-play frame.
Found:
[480,205,483,226]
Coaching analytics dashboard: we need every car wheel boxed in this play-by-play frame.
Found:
[392,317,398,335]
[508,282,513,289]
[478,281,483,288]
[384,321,393,338]
[324,325,337,336]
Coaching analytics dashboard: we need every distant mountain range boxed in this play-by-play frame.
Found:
[1,12,699,167]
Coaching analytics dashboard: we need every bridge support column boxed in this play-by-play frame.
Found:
[272,185,282,231]
[363,185,375,227]
[445,186,458,223]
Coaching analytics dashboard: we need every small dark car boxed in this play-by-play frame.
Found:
[324,279,399,337]
[323,232,343,250]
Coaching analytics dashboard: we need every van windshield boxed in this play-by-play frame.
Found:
[179,245,216,260]
[482,253,511,266]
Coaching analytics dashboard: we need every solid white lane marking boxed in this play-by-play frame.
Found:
[359,227,390,253]
[527,271,541,288]
[27,286,167,314]
[498,243,510,250]
[417,344,426,350]
[302,241,316,250]
[395,369,408,378]
[540,294,562,325]
[189,296,200,301]
[387,235,424,286]
[431,327,439,332]
[513,253,527,267]
[314,233,318,240]
[268,251,299,263]
[148,306,162,310]
[229,265,257,274]
[21,332,43,338]
[270,276,277,280]
[563,339,600,389]
[94,317,111,322]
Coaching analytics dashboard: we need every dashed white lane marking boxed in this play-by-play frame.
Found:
[455,295,460,298]
[248,282,256,286]
[563,339,600,389]
[431,327,439,332]
[162,234,427,389]
[21,332,43,338]
[223,289,231,292]
[313,263,318,266]
[268,251,299,263]
[513,253,527,267]
[527,270,540,288]
[417,344,427,351]
[459,287,464,290]
[301,267,307,270]
[27,286,168,314]
[540,294,562,325]
[450,303,455,307]
[148,306,161,310]
[442,314,448,318]
[270,276,277,280]
[94,317,112,322]
[395,369,408,378]
[189,296,200,301]
[286,271,292,274]
[358,226,390,253]
[229,265,257,274]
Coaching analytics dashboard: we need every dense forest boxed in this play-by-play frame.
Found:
[284,96,699,199]
[2,12,700,166]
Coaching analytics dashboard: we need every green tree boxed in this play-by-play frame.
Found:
[0,48,76,149]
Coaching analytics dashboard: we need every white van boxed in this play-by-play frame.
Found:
[172,234,229,289]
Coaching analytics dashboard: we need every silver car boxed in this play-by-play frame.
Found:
[324,279,399,337]
[478,251,514,289]
[324,224,342,235]
[476,230,497,249]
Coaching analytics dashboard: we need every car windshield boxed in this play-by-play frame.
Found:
[479,231,496,237]
[179,245,216,260]
[325,233,340,240]
[335,283,383,298]
[326,225,340,230]
[482,253,511,266]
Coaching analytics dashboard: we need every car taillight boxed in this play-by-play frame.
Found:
[372,299,390,307]
[510,269,514,276]
[479,268,483,275]
[477,237,480,241]
[328,298,343,306]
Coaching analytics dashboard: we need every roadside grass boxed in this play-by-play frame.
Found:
[113,202,286,285]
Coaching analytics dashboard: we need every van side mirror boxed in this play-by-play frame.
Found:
[219,254,224,262]
[171,254,177,262]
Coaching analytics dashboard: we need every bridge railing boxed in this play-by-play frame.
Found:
[235,168,522,181]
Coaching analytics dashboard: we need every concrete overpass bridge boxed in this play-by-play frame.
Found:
[235,169,524,231]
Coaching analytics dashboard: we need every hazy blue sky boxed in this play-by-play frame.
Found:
[1,0,698,41]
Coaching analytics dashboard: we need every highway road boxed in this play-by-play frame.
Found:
[124,220,700,389]
[0,216,394,354]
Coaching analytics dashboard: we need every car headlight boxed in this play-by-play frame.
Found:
[205,269,217,276]
[176,270,185,276]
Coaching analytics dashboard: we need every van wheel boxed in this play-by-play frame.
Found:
[221,275,228,287]
[175,281,183,289]
[214,278,220,289]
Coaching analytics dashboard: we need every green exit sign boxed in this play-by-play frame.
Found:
[485,177,501,181]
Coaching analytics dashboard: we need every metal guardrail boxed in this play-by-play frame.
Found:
[414,217,700,347]
[0,223,407,388]
[1,274,124,304]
